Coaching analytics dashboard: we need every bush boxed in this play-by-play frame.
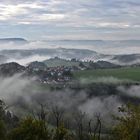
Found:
[8,117,50,140]
[113,103,140,140]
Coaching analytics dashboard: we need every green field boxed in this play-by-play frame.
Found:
[73,67,140,83]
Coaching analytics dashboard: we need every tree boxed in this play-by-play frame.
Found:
[74,111,86,140]
[0,100,8,119]
[51,106,64,128]
[9,117,50,140]
[79,62,86,68]
[53,124,69,140]
[0,100,7,140]
[36,103,48,121]
[93,114,102,140]
[113,103,140,140]
[0,119,6,140]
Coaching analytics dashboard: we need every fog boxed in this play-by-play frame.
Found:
[0,40,139,65]
[0,40,139,119]
[7,55,51,66]
[0,40,140,54]
[118,85,140,98]
[0,73,139,126]
[0,74,122,119]
[79,95,121,118]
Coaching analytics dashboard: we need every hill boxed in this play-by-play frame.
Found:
[112,54,140,65]
[0,48,100,60]
[0,38,27,44]
[0,62,25,76]
[43,57,81,67]
[0,47,140,66]
[43,57,120,69]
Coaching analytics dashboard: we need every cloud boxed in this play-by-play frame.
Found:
[0,0,139,40]
[0,1,67,23]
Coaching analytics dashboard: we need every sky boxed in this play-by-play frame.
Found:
[0,0,139,40]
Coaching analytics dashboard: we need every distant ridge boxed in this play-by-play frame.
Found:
[0,38,27,44]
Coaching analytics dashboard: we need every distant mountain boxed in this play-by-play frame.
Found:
[111,54,140,65]
[0,48,101,60]
[43,40,140,49]
[0,38,27,44]
[0,46,140,66]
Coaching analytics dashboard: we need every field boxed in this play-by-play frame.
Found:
[73,67,140,82]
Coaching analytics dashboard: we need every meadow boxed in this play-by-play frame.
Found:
[73,67,140,82]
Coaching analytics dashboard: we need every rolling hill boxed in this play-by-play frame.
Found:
[0,38,27,44]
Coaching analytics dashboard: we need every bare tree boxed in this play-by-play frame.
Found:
[93,113,102,140]
[38,103,47,121]
[137,129,140,140]
[30,102,48,122]
[74,111,86,140]
[51,106,64,128]
[88,119,92,138]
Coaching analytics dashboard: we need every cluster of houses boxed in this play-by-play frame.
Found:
[39,66,72,84]
[26,61,72,84]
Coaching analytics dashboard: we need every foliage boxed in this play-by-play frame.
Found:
[2,99,140,140]
[53,124,69,140]
[8,117,50,140]
[0,119,6,140]
[113,103,140,140]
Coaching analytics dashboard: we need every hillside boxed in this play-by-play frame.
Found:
[73,67,140,83]
[43,58,81,67]
[0,48,101,60]
[0,62,25,76]
[43,57,120,69]
[112,54,140,65]
[0,47,140,66]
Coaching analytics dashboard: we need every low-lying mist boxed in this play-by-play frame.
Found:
[0,40,140,65]
[118,85,140,99]
[7,55,51,66]
[0,75,117,117]
[0,40,140,55]
[0,74,139,121]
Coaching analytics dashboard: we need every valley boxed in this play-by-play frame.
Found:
[0,39,140,140]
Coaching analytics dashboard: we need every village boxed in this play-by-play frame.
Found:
[26,61,73,84]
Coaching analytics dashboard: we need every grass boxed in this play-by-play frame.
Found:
[73,67,140,82]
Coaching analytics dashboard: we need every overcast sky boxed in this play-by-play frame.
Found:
[0,0,139,40]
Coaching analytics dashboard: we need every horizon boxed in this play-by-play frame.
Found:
[0,37,140,41]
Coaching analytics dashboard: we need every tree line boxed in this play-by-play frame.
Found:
[0,99,140,140]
